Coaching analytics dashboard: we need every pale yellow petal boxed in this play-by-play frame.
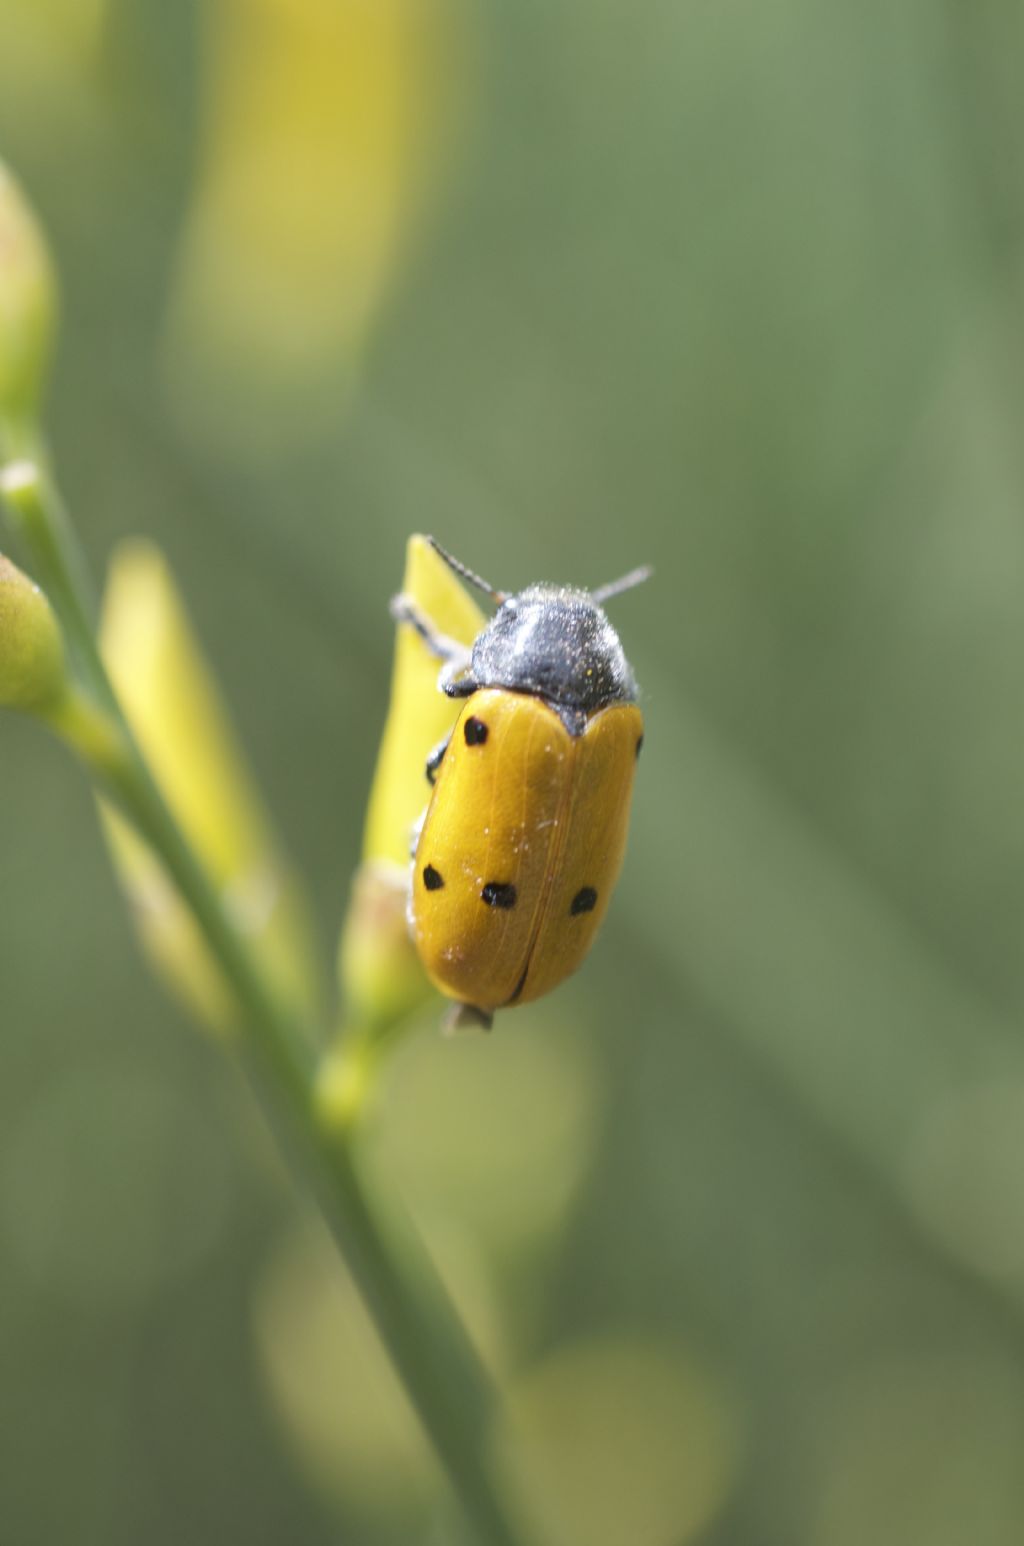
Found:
[99,540,318,1032]
[336,533,485,1037]
[0,161,57,431]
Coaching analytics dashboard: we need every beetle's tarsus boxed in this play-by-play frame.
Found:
[390,594,467,665]
[442,1002,494,1034]
[439,660,478,698]
[425,733,450,785]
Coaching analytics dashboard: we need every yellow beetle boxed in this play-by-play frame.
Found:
[394,539,649,1030]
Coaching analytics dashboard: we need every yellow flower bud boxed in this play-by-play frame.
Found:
[0,550,65,711]
[362,534,486,869]
[0,161,57,434]
[336,861,427,1042]
[99,540,319,1034]
[336,534,486,1040]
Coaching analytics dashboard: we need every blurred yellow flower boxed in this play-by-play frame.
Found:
[500,1334,739,1546]
[374,1009,604,1268]
[0,1,109,112]
[98,540,319,1033]
[253,1224,437,1526]
[163,0,469,441]
[0,160,57,439]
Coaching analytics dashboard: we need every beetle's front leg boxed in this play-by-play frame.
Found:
[390,594,477,696]
[438,659,478,697]
[390,594,468,665]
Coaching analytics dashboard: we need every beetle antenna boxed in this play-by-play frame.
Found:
[590,564,653,605]
[427,536,506,604]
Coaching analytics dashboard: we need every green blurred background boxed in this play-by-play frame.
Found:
[3,0,1024,1542]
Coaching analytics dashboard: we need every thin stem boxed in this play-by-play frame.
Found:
[0,449,532,1546]
[313,1139,530,1546]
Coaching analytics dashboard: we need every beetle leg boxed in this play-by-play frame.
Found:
[442,1001,494,1034]
[438,659,478,698]
[390,594,476,696]
[390,594,468,664]
[425,732,450,785]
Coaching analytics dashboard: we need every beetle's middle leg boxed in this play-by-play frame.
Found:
[425,732,450,785]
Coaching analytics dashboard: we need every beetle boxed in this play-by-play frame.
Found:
[393,537,649,1030]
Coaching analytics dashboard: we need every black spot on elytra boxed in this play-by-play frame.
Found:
[423,864,444,891]
[635,734,644,758]
[570,886,598,915]
[464,716,488,746]
[481,881,517,909]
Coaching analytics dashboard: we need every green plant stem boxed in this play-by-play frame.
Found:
[0,450,532,1546]
[0,442,101,682]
